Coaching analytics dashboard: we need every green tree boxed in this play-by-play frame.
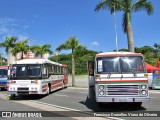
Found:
[11,40,29,59]
[0,36,17,65]
[95,0,153,52]
[153,43,160,58]
[31,44,52,58]
[113,48,129,52]
[56,36,85,86]
[135,46,153,54]
[50,49,98,75]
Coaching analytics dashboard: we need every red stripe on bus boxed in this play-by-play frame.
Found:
[96,53,143,57]
[51,83,63,89]
[42,85,47,89]
[51,80,63,85]
[42,88,47,92]
[96,80,148,82]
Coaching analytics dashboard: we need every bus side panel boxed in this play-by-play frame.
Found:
[64,73,68,87]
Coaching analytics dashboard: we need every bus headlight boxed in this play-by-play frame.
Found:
[141,90,147,95]
[99,85,104,90]
[10,87,15,91]
[99,91,105,96]
[141,85,147,89]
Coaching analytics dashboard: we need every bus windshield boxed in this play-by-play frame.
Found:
[0,69,8,78]
[96,56,145,74]
[10,64,41,79]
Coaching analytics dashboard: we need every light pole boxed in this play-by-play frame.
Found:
[28,39,31,58]
[114,4,119,52]
[0,52,3,66]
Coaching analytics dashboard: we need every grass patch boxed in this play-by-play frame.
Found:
[68,74,87,78]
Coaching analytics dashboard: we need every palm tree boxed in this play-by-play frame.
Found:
[0,36,17,65]
[30,45,40,58]
[56,36,85,86]
[11,40,29,59]
[153,43,160,58]
[31,44,52,58]
[95,0,153,52]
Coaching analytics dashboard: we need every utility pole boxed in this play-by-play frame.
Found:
[114,5,118,52]
[28,39,31,58]
[0,52,3,66]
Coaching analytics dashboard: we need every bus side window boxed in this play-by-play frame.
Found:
[54,65,57,74]
[52,65,54,73]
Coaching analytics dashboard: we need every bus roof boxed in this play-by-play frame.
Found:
[0,66,9,69]
[96,52,143,57]
[14,59,62,66]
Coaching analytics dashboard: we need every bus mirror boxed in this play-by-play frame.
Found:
[43,68,46,75]
[8,69,10,76]
[87,61,95,76]
[7,69,10,79]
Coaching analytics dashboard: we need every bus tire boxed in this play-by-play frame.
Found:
[7,96,12,100]
[7,94,16,100]
[1,88,5,91]
[47,84,51,94]
[62,82,65,89]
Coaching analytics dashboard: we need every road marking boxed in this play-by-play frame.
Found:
[108,117,125,120]
[54,93,68,97]
[29,100,80,111]
[68,87,88,90]
[0,93,113,119]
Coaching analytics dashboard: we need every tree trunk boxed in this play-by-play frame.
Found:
[21,51,24,59]
[7,48,11,66]
[72,55,75,86]
[127,24,135,52]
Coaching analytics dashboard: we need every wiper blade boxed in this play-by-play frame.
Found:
[107,73,111,78]
[129,68,137,77]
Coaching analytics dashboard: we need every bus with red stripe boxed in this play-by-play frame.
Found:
[7,59,68,99]
[0,66,9,90]
[88,52,149,107]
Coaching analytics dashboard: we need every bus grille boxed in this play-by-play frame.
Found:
[106,85,140,96]
[17,87,29,91]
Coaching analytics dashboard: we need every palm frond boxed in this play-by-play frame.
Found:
[56,44,70,51]
[132,0,153,15]
[95,0,123,14]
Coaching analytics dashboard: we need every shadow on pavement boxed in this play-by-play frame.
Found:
[79,86,146,112]
[11,89,64,100]
[79,97,146,112]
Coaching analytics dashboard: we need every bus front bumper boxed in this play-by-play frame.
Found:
[96,97,150,103]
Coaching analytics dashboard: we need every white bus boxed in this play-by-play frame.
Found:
[88,52,149,107]
[7,59,68,99]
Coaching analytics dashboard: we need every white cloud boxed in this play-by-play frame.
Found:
[17,34,29,40]
[91,41,99,46]
[0,17,29,36]
[0,17,17,35]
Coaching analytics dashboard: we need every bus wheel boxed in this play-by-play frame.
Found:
[11,94,16,100]
[47,85,51,95]
[62,82,65,89]
[7,96,12,100]
[7,94,15,100]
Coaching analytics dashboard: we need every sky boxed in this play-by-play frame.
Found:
[0,0,159,57]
